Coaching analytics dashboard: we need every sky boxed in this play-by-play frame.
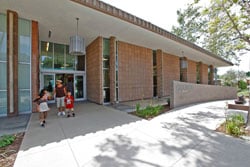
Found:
[101,0,250,75]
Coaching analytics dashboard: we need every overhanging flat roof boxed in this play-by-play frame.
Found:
[0,0,233,67]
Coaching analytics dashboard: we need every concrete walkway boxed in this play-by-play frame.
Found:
[14,100,250,167]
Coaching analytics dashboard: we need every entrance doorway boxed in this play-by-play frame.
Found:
[41,72,85,101]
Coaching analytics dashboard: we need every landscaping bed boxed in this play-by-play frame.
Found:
[130,104,170,120]
[0,133,24,167]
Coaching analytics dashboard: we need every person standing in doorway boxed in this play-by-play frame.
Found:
[54,80,66,116]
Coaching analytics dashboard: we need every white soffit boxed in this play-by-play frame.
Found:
[0,0,232,67]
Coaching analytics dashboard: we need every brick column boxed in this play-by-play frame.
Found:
[31,21,39,112]
[86,37,103,104]
[109,36,116,104]
[7,10,18,117]
[156,49,163,97]
[209,65,214,85]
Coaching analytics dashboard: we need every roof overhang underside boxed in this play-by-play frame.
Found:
[0,0,233,67]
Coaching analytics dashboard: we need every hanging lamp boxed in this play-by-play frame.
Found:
[69,18,86,55]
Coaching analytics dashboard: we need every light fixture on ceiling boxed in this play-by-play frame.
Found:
[69,18,85,55]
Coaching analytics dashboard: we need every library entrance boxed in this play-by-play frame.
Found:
[41,72,86,101]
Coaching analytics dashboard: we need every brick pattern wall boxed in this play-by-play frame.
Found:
[187,59,197,83]
[86,37,103,104]
[118,41,153,101]
[171,81,237,108]
[200,63,208,84]
[162,53,180,96]
[31,21,39,112]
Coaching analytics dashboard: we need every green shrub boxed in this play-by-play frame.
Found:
[238,80,247,90]
[136,105,163,119]
[135,103,141,112]
[0,135,16,148]
[226,114,245,137]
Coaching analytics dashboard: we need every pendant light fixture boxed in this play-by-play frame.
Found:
[69,18,86,55]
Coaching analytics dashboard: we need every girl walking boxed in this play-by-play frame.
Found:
[34,89,50,127]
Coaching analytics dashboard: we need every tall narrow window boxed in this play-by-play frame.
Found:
[180,57,187,82]
[65,45,76,70]
[41,41,53,69]
[196,62,201,84]
[153,50,157,97]
[0,14,7,116]
[54,43,65,69]
[115,41,119,102]
[103,38,110,103]
[18,18,31,114]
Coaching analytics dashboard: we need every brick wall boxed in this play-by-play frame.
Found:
[118,41,153,101]
[86,37,103,104]
[162,53,180,96]
[171,81,237,108]
[187,59,197,83]
[156,49,163,97]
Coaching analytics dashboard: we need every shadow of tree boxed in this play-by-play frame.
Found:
[158,112,250,167]
[94,135,162,167]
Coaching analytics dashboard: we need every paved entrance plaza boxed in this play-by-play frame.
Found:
[10,100,250,167]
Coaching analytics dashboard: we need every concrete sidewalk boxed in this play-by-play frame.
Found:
[14,100,250,167]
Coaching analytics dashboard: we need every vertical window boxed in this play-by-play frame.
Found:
[0,14,7,116]
[180,58,187,82]
[196,62,200,84]
[54,43,65,69]
[65,45,76,70]
[18,18,31,114]
[115,41,119,102]
[153,50,157,97]
[103,38,110,103]
[41,41,53,69]
[76,55,85,71]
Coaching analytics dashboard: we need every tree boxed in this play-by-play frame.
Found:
[219,69,246,86]
[171,0,250,64]
[246,71,250,77]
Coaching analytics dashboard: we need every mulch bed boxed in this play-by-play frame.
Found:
[0,132,25,167]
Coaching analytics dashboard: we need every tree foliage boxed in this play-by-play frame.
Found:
[219,69,246,86]
[171,0,250,64]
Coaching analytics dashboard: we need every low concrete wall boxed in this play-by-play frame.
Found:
[171,81,237,108]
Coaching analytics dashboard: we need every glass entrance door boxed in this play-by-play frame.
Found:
[41,73,55,101]
[41,73,85,101]
[75,75,84,100]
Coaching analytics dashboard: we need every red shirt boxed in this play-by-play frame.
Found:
[64,95,74,109]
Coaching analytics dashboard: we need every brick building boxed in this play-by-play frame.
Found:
[0,0,232,117]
